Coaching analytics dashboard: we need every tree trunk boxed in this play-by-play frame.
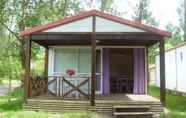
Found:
[8,76,12,102]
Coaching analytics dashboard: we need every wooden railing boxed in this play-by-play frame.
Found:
[29,75,91,99]
[48,76,91,99]
[29,76,47,97]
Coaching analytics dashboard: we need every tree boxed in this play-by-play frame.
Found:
[165,23,183,48]
[177,0,186,41]
[100,0,113,12]
[100,0,120,15]
[133,0,158,26]
[0,0,82,81]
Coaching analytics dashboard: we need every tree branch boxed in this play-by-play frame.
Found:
[0,22,20,41]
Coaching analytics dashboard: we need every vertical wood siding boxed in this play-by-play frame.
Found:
[155,44,186,93]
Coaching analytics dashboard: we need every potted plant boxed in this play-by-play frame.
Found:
[66,69,75,77]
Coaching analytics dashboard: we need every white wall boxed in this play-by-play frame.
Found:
[176,46,186,92]
[43,16,145,33]
[155,55,160,87]
[155,44,186,93]
[149,66,156,85]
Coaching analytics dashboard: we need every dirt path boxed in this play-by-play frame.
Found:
[0,84,19,96]
[0,85,10,96]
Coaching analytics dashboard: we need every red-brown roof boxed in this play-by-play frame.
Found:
[20,10,171,37]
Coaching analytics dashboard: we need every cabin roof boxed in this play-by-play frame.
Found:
[20,10,171,37]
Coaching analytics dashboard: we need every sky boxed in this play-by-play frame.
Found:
[114,0,180,29]
[82,0,181,30]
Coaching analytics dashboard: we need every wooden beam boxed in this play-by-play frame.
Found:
[91,16,96,106]
[24,37,31,102]
[159,40,166,106]
[31,33,162,41]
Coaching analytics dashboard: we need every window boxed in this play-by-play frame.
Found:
[54,47,102,93]
[54,48,91,74]
[54,49,78,73]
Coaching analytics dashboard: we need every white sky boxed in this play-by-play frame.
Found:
[114,0,180,29]
[82,0,180,30]
[149,0,179,28]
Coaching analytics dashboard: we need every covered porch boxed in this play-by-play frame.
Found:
[21,10,171,108]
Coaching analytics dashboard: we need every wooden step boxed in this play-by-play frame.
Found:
[24,98,163,116]
[113,105,150,112]
[113,112,153,118]
[113,106,150,109]
[114,112,153,115]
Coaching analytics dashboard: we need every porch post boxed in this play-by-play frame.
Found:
[146,46,149,94]
[24,36,31,102]
[44,47,49,82]
[159,39,166,106]
[91,15,96,106]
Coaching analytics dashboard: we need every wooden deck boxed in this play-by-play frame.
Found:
[24,94,163,117]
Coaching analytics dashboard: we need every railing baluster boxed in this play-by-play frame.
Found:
[55,77,57,96]
[58,77,60,98]
[61,77,63,99]
[88,77,90,99]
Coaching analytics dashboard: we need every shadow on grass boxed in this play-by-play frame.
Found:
[0,99,22,111]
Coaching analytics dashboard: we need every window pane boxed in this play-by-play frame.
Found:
[78,49,91,73]
[54,49,77,73]
[96,74,101,91]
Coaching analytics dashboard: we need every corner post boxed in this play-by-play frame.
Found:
[24,36,31,102]
[159,39,166,106]
[91,15,96,106]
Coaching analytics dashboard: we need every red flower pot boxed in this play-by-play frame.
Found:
[66,69,75,76]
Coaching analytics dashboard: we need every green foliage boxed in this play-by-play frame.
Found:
[148,44,158,64]
[165,23,183,47]
[0,35,21,79]
[133,0,159,27]
[177,0,186,41]
[100,0,113,12]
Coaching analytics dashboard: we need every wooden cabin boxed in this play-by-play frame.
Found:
[20,10,171,117]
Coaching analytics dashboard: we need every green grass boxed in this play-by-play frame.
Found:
[0,79,20,85]
[0,111,100,118]
[149,86,186,118]
[0,87,23,112]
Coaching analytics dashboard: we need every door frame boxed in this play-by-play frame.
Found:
[97,45,147,94]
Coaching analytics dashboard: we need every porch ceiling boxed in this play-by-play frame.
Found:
[31,32,163,47]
